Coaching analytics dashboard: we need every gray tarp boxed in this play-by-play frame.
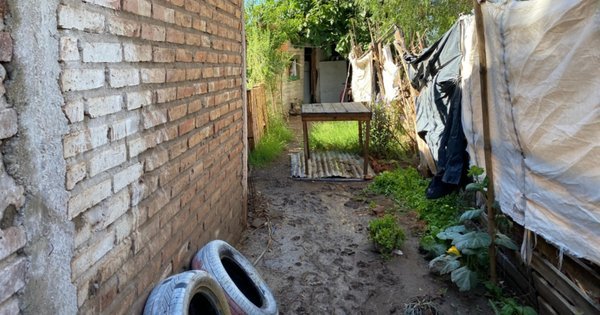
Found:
[407,17,470,187]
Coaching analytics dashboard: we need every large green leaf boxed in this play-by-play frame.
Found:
[451,266,478,291]
[429,254,461,275]
[495,233,519,250]
[453,231,492,250]
[459,209,484,222]
[466,182,486,192]
[436,225,466,240]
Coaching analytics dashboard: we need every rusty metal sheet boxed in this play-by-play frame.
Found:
[290,151,374,181]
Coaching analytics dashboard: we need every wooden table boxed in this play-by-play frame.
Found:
[301,102,372,179]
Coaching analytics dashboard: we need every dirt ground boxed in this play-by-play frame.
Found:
[238,116,492,314]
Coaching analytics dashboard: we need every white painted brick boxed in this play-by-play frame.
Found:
[113,213,133,243]
[126,90,152,110]
[84,0,120,10]
[0,227,26,261]
[0,258,26,304]
[127,136,147,158]
[142,108,167,129]
[63,124,109,158]
[63,100,84,123]
[88,124,110,149]
[60,37,79,61]
[88,144,127,177]
[82,42,122,63]
[141,68,166,83]
[113,163,143,192]
[85,189,130,230]
[71,230,115,279]
[66,161,87,190]
[109,68,139,88]
[123,43,152,62]
[58,6,105,32]
[61,69,104,92]
[0,297,19,315]
[86,95,122,118]
[109,115,140,141]
[68,179,112,219]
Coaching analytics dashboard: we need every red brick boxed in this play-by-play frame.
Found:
[166,28,185,44]
[178,118,195,135]
[167,104,187,121]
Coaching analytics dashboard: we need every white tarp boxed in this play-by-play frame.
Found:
[349,49,374,102]
[382,45,400,103]
[461,0,600,264]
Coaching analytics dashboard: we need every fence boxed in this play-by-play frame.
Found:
[247,84,268,150]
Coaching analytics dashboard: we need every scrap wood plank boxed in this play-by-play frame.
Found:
[532,253,600,315]
[538,297,559,315]
[532,272,579,315]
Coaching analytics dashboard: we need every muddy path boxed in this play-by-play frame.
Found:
[238,116,491,314]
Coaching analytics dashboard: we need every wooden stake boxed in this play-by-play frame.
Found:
[473,0,497,284]
[393,27,437,175]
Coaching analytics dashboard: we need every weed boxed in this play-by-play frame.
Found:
[369,167,462,240]
[249,117,293,168]
[369,214,406,259]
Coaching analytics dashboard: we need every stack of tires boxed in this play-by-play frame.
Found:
[144,240,278,315]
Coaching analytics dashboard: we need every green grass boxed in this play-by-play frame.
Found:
[309,121,361,153]
[369,168,462,242]
[249,117,293,168]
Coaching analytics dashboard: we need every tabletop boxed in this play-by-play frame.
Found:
[301,102,371,120]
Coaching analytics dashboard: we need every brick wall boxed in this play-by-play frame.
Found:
[56,0,246,313]
[0,1,27,313]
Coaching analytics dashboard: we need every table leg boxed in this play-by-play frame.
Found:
[364,120,370,179]
[302,120,309,175]
[358,121,363,146]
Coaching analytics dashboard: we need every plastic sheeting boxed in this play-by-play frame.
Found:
[382,45,400,103]
[407,18,470,187]
[349,50,375,102]
[461,0,600,264]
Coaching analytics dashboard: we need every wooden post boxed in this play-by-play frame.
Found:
[473,0,497,284]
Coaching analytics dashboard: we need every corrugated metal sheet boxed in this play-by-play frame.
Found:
[290,151,374,181]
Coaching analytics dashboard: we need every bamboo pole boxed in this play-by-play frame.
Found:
[393,27,437,175]
[473,0,497,284]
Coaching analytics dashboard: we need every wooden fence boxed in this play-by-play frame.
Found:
[247,84,268,150]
